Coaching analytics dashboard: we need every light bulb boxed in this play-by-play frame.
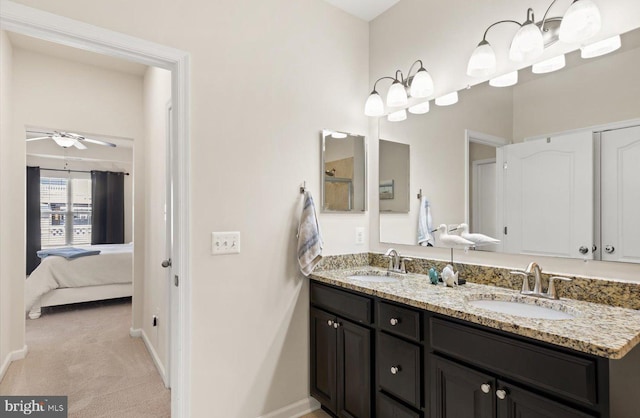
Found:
[408,101,430,115]
[386,80,408,107]
[409,68,434,98]
[364,91,384,117]
[489,71,518,87]
[559,0,602,44]
[532,55,566,74]
[467,40,497,77]
[509,22,544,62]
[435,92,458,106]
[330,132,348,139]
[580,35,621,59]
[387,109,407,122]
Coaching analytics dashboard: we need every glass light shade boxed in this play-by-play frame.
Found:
[489,71,518,87]
[408,101,430,115]
[387,81,408,107]
[532,54,566,74]
[409,68,434,98]
[364,92,384,117]
[559,0,602,44]
[435,92,458,106]
[509,22,544,62]
[387,109,407,122]
[52,135,76,148]
[580,35,621,59]
[467,41,497,77]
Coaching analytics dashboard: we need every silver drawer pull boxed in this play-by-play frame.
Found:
[389,318,399,326]
[390,366,401,375]
[481,383,491,394]
[333,322,340,329]
[496,389,507,400]
[327,320,333,327]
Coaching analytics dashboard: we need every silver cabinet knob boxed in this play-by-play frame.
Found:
[481,383,491,394]
[390,366,400,375]
[605,245,615,254]
[333,322,340,329]
[579,246,588,254]
[389,318,399,326]
[496,389,507,400]
[327,320,334,327]
[161,259,172,268]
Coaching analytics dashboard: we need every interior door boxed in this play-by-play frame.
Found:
[472,159,499,252]
[601,126,640,263]
[501,132,593,259]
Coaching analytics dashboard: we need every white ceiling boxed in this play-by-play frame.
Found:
[322,0,401,22]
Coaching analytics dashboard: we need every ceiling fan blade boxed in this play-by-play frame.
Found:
[73,140,88,150]
[81,137,117,147]
[26,136,51,142]
[26,130,54,136]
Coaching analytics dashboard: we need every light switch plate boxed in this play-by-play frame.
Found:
[355,227,365,245]
[212,231,241,255]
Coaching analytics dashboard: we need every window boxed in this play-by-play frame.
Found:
[40,171,92,247]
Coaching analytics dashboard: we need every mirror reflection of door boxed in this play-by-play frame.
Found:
[321,130,366,212]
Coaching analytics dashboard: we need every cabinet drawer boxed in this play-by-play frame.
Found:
[378,301,421,342]
[378,392,422,418]
[378,332,422,408]
[430,317,598,407]
[311,282,373,324]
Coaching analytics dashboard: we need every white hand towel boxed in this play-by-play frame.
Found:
[417,196,434,246]
[297,191,323,276]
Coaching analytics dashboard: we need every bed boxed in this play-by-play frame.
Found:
[25,243,133,319]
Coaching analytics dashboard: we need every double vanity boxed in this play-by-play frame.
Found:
[308,256,640,418]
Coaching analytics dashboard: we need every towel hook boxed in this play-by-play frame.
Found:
[300,181,306,194]
[417,188,423,200]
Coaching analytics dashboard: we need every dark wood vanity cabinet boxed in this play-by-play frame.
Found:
[310,283,374,418]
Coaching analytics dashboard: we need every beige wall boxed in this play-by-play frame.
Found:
[141,66,171,373]
[5,0,370,416]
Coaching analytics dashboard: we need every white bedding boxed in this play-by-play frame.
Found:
[25,243,133,312]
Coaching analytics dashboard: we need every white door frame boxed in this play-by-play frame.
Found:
[0,2,191,417]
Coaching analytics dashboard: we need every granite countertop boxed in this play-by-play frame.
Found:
[310,266,640,359]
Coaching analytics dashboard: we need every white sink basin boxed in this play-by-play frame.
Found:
[347,274,401,283]
[468,299,574,320]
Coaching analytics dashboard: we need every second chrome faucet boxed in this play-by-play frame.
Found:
[384,248,412,274]
[510,262,572,300]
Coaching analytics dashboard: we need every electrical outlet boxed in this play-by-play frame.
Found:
[355,227,365,245]
[212,231,241,255]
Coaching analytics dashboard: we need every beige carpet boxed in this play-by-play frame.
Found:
[0,299,170,418]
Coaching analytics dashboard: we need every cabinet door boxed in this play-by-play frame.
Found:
[337,319,372,418]
[496,380,596,418]
[310,307,337,413]
[430,354,494,418]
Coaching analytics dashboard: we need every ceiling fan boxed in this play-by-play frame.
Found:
[26,130,117,149]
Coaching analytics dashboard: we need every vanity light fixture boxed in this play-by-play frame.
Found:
[466,0,602,77]
[489,71,519,87]
[364,60,434,117]
[580,34,621,59]
[388,109,407,122]
[435,91,459,106]
[532,54,566,73]
[408,101,430,115]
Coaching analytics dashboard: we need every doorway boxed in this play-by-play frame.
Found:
[0,3,191,417]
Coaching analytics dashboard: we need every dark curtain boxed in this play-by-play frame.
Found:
[91,171,125,245]
[26,166,41,275]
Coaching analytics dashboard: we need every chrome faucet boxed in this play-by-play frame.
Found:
[510,262,572,300]
[384,248,412,274]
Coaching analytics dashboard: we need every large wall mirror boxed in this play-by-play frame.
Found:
[321,129,366,212]
[379,27,640,263]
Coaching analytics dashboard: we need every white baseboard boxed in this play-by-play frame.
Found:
[0,345,29,382]
[130,327,168,388]
[258,397,321,418]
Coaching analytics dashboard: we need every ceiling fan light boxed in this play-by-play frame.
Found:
[509,22,544,62]
[408,101,430,115]
[387,80,409,107]
[559,0,602,44]
[435,91,458,106]
[580,35,621,59]
[52,135,76,148]
[330,131,348,139]
[489,70,518,87]
[387,109,407,122]
[532,54,566,74]
[409,68,434,98]
[364,91,384,117]
[467,40,497,77]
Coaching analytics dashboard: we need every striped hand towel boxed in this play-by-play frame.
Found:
[297,191,323,276]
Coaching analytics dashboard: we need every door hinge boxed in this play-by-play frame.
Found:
[174,275,179,287]
[504,226,508,235]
